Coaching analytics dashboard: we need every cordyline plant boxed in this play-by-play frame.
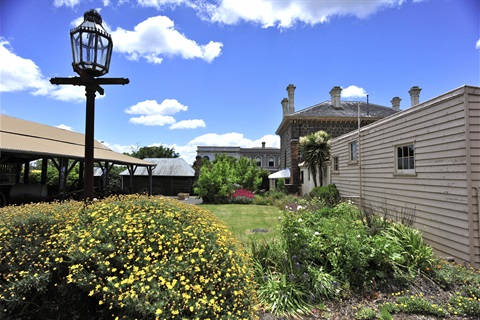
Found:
[299,130,331,187]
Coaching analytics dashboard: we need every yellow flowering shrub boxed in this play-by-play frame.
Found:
[1,195,257,319]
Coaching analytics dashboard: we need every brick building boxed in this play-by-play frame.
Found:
[196,143,280,173]
[274,84,403,193]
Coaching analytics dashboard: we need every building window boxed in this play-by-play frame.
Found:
[268,157,275,167]
[255,156,262,167]
[333,156,339,172]
[396,144,415,173]
[300,171,304,184]
[349,141,358,162]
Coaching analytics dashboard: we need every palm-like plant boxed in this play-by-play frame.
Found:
[299,130,331,187]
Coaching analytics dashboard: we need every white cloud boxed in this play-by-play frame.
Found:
[476,38,480,49]
[125,99,204,129]
[56,124,74,131]
[169,119,206,129]
[137,0,193,10]
[53,0,81,8]
[0,39,50,94]
[102,141,137,154]
[48,85,91,103]
[110,15,223,64]
[203,0,407,28]
[0,38,101,103]
[341,85,368,99]
[129,114,176,126]
[125,99,188,115]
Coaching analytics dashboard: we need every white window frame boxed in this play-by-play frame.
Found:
[268,156,275,167]
[332,156,339,172]
[349,141,358,163]
[395,143,416,175]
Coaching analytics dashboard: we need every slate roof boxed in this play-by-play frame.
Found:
[120,158,195,177]
[293,101,398,118]
[276,100,398,134]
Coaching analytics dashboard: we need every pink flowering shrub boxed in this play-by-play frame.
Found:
[230,189,255,204]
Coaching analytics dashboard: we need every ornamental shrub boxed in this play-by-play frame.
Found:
[0,195,257,319]
[307,184,341,208]
[230,189,255,204]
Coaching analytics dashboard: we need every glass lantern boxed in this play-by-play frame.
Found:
[70,9,112,77]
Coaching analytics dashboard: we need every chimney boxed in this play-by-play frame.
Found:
[262,142,266,148]
[329,86,342,109]
[391,97,401,111]
[408,86,422,107]
[281,98,289,117]
[286,84,296,114]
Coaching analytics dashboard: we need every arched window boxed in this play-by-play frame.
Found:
[268,156,275,167]
[255,156,262,167]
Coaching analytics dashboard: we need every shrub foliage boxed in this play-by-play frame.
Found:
[0,195,257,319]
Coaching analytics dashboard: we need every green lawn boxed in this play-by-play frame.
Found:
[200,204,282,244]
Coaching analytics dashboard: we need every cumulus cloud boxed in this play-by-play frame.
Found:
[53,0,81,8]
[169,119,206,129]
[56,124,74,131]
[202,0,407,28]
[129,114,176,126]
[476,38,480,49]
[110,15,223,64]
[341,85,368,99]
[125,99,205,129]
[0,38,90,103]
[125,99,188,115]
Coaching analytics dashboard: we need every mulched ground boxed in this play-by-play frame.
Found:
[257,275,476,319]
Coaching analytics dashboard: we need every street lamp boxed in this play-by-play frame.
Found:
[50,9,129,201]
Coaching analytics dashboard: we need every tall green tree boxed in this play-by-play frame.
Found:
[127,146,179,159]
[299,130,331,187]
[194,155,235,203]
[234,157,262,191]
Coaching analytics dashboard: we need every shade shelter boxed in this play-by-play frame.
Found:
[0,114,155,205]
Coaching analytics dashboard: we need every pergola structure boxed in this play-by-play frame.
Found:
[0,114,155,205]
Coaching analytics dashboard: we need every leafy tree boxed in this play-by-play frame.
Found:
[194,154,265,203]
[194,155,235,203]
[233,157,262,191]
[299,130,331,187]
[127,146,179,159]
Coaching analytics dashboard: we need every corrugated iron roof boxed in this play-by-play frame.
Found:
[120,158,195,177]
[0,114,154,167]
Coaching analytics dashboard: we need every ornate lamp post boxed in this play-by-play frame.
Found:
[50,9,129,201]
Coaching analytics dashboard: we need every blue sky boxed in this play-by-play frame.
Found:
[1,0,479,164]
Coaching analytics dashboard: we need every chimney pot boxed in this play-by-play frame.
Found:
[262,142,266,148]
[329,86,342,109]
[391,97,401,111]
[408,86,422,107]
[281,98,289,117]
[286,84,296,114]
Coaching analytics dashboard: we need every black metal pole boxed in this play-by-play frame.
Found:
[84,84,96,200]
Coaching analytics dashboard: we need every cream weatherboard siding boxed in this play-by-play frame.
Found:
[330,85,480,268]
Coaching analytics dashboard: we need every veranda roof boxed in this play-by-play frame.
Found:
[0,114,154,167]
[268,168,290,179]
